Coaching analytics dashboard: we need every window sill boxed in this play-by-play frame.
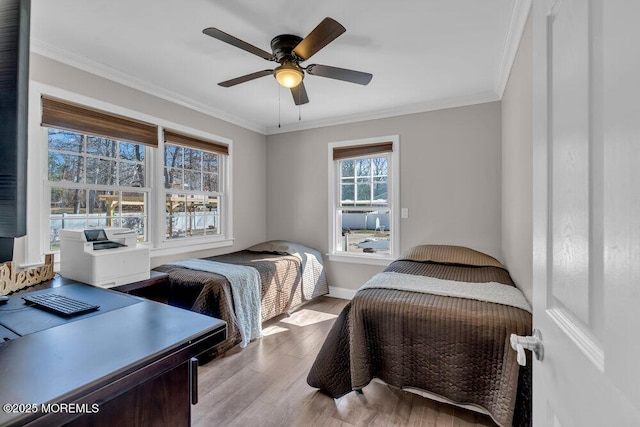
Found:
[327,253,393,266]
[150,237,233,258]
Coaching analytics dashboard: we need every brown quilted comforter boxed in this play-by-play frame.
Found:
[307,245,532,427]
[155,249,323,358]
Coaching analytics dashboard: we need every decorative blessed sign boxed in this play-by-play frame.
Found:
[0,254,55,295]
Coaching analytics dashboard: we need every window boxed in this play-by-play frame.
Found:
[164,144,220,239]
[163,142,222,240]
[38,94,232,259]
[41,91,157,252]
[162,130,229,243]
[47,129,149,251]
[328,136,400,263]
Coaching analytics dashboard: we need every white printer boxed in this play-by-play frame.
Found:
[59,227,150,288]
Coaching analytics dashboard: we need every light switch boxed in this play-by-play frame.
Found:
[401,208,409,218]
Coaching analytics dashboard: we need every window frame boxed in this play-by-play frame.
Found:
[161,141,227,243]
[151,127,233,256]
[327,135,400,265]
[27,83,233,266]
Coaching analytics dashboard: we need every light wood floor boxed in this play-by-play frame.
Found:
[193,296,497,427]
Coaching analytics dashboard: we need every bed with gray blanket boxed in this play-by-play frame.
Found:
[307,245,532,427]
[154,240,328,358]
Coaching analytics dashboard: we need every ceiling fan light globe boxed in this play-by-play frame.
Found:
[274,63,304,88]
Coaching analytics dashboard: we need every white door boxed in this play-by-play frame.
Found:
[532,0,640,425]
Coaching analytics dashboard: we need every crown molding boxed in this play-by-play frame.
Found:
[32,29,506,138]
[265,91,500,135]
[494,0,532,99]
[30,38,268,135]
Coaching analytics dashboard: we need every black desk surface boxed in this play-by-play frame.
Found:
[0,280,226,426]
[0,283,140,336]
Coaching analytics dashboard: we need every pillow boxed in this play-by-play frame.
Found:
[400,244,504,268]
[246,240,302,255]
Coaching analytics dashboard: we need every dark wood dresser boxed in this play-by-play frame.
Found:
[112,270,170,303]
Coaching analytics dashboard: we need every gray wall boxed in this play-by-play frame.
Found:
[266,102,503,291]
[29,44,529,295]
[28,54,268,267]
[501,14,533,302]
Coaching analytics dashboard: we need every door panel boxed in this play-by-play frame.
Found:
[532,0,640,425]
[549,0,591,326]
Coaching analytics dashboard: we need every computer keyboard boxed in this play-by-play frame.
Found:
[22,293,100,317]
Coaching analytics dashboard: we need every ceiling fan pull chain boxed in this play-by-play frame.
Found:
[299,105,301,122]
[278,85,281,128]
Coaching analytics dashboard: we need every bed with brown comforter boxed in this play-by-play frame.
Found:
[307,245,532,427]
[154,240,328,358]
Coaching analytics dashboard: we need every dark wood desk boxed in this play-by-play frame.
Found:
[0,277,226,426]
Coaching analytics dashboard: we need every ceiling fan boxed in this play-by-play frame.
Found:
[202,17,373,105]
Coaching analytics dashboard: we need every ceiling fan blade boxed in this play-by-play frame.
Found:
[290,82,309,105]
[306,64,373,85]
[293,17,346,61]
[203,27,275,61]
[218,69,273,87]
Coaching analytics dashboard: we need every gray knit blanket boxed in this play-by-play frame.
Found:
[167,258,261,347]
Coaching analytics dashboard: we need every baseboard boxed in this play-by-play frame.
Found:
[328,286,357,300]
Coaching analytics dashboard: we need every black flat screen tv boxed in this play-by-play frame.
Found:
[0,0,30,262]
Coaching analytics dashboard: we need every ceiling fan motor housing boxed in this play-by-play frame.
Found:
[270,34,303,63]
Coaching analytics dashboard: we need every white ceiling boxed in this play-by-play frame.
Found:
[30,0,529,135]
